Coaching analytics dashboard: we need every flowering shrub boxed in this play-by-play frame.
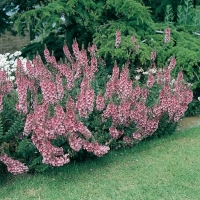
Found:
[0,29,193,174]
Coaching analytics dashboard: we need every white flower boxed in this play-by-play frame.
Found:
[135,68,144,73]
[10,76,15,81]
[4,65,10,71]
[60,15,65,22]
[142,71,149,75]
[170,79,176,85]
[19,56,24,60]
[0,57,7,63]
[10,68,16,72]
[198,97,200,101]
[13,51,22,57]
[9,60,15,65]
[187,83,193,87]
[148,68,157,74]
[5,53,10,57]
[22,58,27,64]
[52,22,56,28]
[9,54,14,59]
[135,75,140,80]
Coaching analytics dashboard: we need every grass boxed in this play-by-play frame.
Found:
[1,125,200,200]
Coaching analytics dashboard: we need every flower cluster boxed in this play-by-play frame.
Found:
[14,42,109,170]
[168,57,176,71]
[118,67,132,100]
[0,153,28,175]
[0,70,13,111]
[109,127,124,139]
[59,64,74,90]
[15,59,33,114]
[76,78,95,118]
[105,65,119,99]
[63,44,73,62]
[131,36,140,51]
[102,54,192,141]
[83,141,110,157]
[115,30,121,48]
[151,51,156,61]
[164,27,171,43]
[146,74,154,88]
[96,94,105,111]
[44,48,58,68]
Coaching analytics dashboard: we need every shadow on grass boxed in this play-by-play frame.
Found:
[1,125,200,188]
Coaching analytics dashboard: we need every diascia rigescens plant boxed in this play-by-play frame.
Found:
[2,28,193,174]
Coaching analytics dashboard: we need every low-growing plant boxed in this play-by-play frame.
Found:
[0,29,193,174]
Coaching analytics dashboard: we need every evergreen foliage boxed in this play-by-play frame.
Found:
[21,33,65,61]
[3,115,24,141]
[0,8,10,35]
[12,0,102,42]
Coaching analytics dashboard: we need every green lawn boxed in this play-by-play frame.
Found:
[1,125,200,200]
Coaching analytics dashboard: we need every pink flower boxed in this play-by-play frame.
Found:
[96,94,105,111]
[59,64,74,90]
[156,70,163,85]
[164,27,170,43]
[109,127,124,139]
[146,74,154,88]
[56,74,64,100]
[163,68,171,84]
[168,57,176,71]
[123,136,133,146]
[68,133,84,151]
[131,36,136,43]
[115,30,121,48]
[63,44,73,62]
[88,44,98,56]
[151,51,156,61]
[135,44,140,51]
[118,101,131,125]
[72,40,80,60]
[23,113,34,135]
[0,154,28,175]
[133,132,142,140]
[0,70,13,111]
[44,48,58,68]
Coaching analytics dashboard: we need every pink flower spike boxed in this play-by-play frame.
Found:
[115,30,121,48]
[164,27,171,43]
[96,94,105,111]
[147,74,154,88]
[151,51,156,61]
[168,57,176,71]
